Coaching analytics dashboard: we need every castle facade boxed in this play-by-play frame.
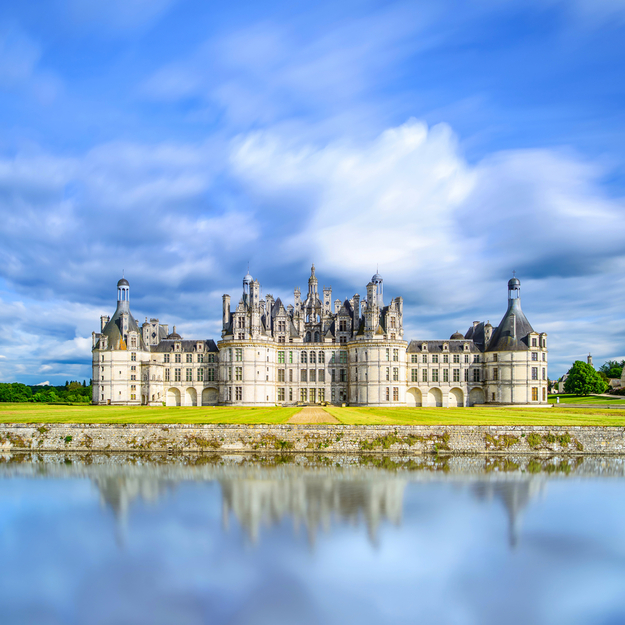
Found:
[92,267,548,407]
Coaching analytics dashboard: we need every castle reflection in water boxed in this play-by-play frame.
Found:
[88,459,550,548]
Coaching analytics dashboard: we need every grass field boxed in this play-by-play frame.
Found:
[548,394,625,405]
[1,402,625,426]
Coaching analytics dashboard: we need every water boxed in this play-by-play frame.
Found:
[1,453,625,625]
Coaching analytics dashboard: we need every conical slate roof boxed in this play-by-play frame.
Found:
[487,298,534,352]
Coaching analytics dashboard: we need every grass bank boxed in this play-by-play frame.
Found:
[548,394,625,405]
[1,403,625,426]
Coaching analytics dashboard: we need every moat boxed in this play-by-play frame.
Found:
[1,453,624,624]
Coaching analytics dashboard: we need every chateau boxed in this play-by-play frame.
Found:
[92,267,548,407]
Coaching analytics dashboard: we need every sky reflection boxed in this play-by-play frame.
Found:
[0,454,624,625]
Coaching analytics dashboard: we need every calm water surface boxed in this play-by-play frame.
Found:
[1,453,625,625]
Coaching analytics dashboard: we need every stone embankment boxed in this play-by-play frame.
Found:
[2,423,625,455]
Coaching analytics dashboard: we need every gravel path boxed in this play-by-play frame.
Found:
[287,406,340,424]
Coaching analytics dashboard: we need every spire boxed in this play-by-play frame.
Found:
[308,263,318,297]
[116,276,130,312]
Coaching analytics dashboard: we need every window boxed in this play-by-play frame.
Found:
[340,369,347,382]
[235,348,242,362]
[393,367,399,381]
[235,387,242,401]
[411,369,418,382]
[310,389,316,403]
[289,388,293,401]
[542,388,546,401]
[422,369,428,382]
[393,387,399,401]
[301,389,308,402]
[542,353,546,361]
[174,368,181,382]
[443,369,449,382]
[278,351,285,364]
[354,352,358,363]
[301,352,307,364]
[493,354,498,362]
[165,369,170,381]
[453,369,460,382]
[175,353,181,363]
[197,368,204,382]
[443,354,449,363]
[235,367,242,381]
[464,354,470,363]
[278,388,285,401]
[130,394,136,400]
[386,387,390,401]
[493,368,498,381]
[331,388,336,402]
[473,369,480,382]
[228,367,232,381]
[464,369,469,381]
[386,367,390,381]
[473,355,480,363]
[385,349,390,361]
[208,353,215,363]
[339,319,347,331]
[301,370,307,382]
[278,369,285,382]
[411,354,418,363]
[339,351,347,364]
[532,352,538,361]
[532,338,537,347]
[278,321,286,332]
[130,374,136,381]
[186,354,192,363]
[131,385,136,391]
[393,349,399,361]
[130,336,137,348]
[453,354,460,364]
[131,353,136,362]
[532,387,538,401]
[319,370,325,382]
[310,370,316,383]
[532,367,538,380]
[542,368,546,380]
[319,351,325,364]
[331,369,336,382]
[289,351,293,364]
[228,348,232,361]
[422,355,428,363]
[330,352,336,364]
[207,368,215,381]
[432,370,439,382]
[198,354,204,363]
[319,388,325,401]
[432,355,439,363]
[131,365,136,371]
[186,369,192,382]
[310,352,317,364]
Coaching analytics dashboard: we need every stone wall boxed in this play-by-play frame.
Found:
[2,423,625,454]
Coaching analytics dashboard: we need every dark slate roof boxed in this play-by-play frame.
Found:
[271,297,286,319]
[99,304,145,351]
[151,339,218,353]
[486,298,534,352]
[407,340,482,353]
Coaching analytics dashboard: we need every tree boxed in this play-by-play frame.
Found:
[564,361,608,395]
[599,360,625,379]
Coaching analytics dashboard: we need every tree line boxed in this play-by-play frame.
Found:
[0,381,92,404]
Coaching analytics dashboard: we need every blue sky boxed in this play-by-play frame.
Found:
[0,0,624,383]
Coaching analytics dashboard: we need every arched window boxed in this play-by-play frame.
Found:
[306,313,310,322]
[305,332,311,343]
[314,331,320,342]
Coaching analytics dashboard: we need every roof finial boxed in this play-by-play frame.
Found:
[512,269,516,278]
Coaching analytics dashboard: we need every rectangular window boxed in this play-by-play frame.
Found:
[164,354,170,363]
[319,388,325,402]
[386,387,390,401]
[542,388,546,401]
[532,338,537,347]
[301,370,307,382]
[197,354,204,363]
[331,369,336,382]
[422,355,428,363]
[411,369,418,382]
[186,369,192,381]
[493,367,498,381]
[393,349,399,362]
[289,388,293,401]
[493,354,498,362]
[165,369,170,382]
[185,353,192,363]
[310,389,316,403]
[453,354,460,364]
[542,353,546,361]
[310,352,316,364]
[385,349,390,361]
[301,352,307,364]
[130,374,136,381]
[393,367,399,381]
[301,389,308,402]
[278,388,285,401]
[542,367,546,380]
[278,351,285,364]
[235,348,242,362]
[532,352,538,361]
[411,354,418,363]
[340,369,347,382]
[432,370,439,382]
[289,351,293,364]
[197,368,204,382]
[227,387,232,401]
[532,387,538,401]
[473,369,480,382]
[318,370,325,382]
[339,351,347,364]
[208,353,215,363]
[386,367,390,381]
[174,368,181,382]
[422,369,428,382]
[473,355,480,363]
[443,369,449,382]
[130,337,137,348]
[235,367,242,381]
[207,368,215,381]
[319,351,325,364]
[464,369,469,381]
[235,387,242,401]
[131,352,136,361]
[532,367,538,380]
[432,354,439,364]
[228,366,232,381]
[464,354,470,363]
[443,354,449,363]
[453,369,460,382]
[278,369,285,382]
[393,387,399,401]
[131,365,136,371]
[310,370,316,383]
[175,353,181,363]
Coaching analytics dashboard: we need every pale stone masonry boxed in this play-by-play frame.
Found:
[91,268,548,406]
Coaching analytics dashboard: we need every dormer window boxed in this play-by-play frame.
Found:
[422,343,427,351]
[197,342,203,351]
[464,343,469,351]
[443,343,448,351]
[175,343,181,351]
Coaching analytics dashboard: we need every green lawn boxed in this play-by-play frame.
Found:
[548,394,625,405]
[1,402,625,426]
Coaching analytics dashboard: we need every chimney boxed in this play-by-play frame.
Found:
[222,294,231,328]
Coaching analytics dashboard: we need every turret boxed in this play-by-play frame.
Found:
[371,271,383,307]
[116,278,130,313]
[307,264,318,298]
